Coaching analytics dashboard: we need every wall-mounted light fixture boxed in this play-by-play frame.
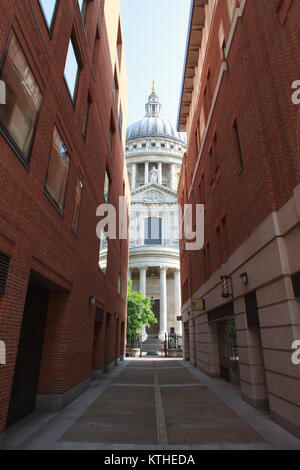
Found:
[240,272,249,286]
[114,313,119,319]
[89,295,95,305]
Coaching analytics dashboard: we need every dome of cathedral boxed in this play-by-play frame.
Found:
[126,85,187,145]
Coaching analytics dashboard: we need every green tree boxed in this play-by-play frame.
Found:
[126,280,157,342]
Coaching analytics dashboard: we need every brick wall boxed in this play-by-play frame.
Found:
[0,0,128,432]
[179,0,300,302]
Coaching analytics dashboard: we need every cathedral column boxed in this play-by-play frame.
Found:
[140,266,148,341]
[159,266,168,341]
[140,266,147,296]
[144,162,149,185]
[131,163,137,190]
[174,269,182,335]
[158,162,162,185]
[170,164,176,191]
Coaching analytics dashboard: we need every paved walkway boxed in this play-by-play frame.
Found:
[1,358,300,450]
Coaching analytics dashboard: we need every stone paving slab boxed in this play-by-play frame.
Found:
[127,360,157,368]
[126,359,182,369]
[161,386,266,445]
[59,385,157,445]
[157,367,200,385]
[112,368,155,385]
[155,360,183,368]
[2,358,300,450]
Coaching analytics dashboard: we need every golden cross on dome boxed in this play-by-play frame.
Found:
[152,81,156,93]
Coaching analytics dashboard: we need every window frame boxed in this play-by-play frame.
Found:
[144,217,162,246]
[77,0,88,25]
[233,119,245,175]
[38,0,59,35]
[118,101,123,139]
[0,28,43,168]
[108,112,115,156]
[99,229,109,276]
[44,126,70,215]
[63,34,82,105]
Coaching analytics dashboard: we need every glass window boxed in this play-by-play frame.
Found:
[145,217,162,245]
[64,38,80,101]
[39,0,57,30]
[104,170,110,203]
[45,127,70,211]
[99,231,108,275]
[0,31,42,161]
[78,0,88,22]
[72,177,83,232]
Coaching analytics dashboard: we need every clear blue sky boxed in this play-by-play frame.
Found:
[120,0,191,128]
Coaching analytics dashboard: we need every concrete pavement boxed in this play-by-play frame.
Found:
[1,358,300,450]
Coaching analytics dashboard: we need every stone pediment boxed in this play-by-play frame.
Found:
[131,184,178,204]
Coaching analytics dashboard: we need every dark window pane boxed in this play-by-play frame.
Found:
[145,217,162,245]
[45,127,70,211]
[0,31,42,160]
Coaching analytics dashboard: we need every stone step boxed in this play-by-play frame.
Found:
[141,344,162,353]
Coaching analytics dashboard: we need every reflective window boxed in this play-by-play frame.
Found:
[45,127,70,211]
[64,38,80,101]
[145,217,162,245]
[99,231,108,275]
[0,31,42,161]
[104,171,110,203]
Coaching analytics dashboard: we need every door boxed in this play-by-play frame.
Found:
[217,319,240,386]
[6,283,49,427]
[218,320,231,381]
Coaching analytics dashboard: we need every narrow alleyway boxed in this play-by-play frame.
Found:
[1,359,299,451]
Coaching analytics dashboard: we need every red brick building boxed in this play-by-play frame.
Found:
[178,0,300,437]
[0,0,129,434]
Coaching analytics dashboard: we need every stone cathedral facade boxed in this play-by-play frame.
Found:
[126,86,186,342]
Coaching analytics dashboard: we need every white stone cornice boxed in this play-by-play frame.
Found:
[131,183,178,197]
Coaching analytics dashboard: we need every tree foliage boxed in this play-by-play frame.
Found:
[126,280,157,341]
